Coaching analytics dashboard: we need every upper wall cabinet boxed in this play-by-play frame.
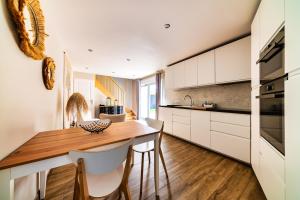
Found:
[164,67,173,90]
[173,62,185,89]
[215,36,251,84]
[260,0,284,50]
[285,0,300,73]
[197,50,215,86]
[251,6,261,88]
[184,57,198,87]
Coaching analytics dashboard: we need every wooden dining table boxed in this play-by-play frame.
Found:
[0,120,161,200]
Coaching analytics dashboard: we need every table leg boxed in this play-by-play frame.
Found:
[40,171,47,199]
[154,133,160,197]
[0,169,14,200]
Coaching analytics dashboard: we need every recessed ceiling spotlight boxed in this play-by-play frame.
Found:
[126,58,131,62]
[88,49,93,52]
[164,24,171,29]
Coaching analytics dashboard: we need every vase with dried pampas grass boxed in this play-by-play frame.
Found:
[66,93,88,127]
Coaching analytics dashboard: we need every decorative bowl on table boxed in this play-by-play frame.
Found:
[79,119,112,133]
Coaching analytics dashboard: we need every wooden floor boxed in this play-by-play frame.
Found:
[45,134,266,200]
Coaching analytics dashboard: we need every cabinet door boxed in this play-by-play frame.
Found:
[215,36,251,83]
[173,62,185,89]
[260,0,284,50]
[197,50,215,86]
[191,111,210,148]
[211,131,250,163]
[285,73,300,200]
[285,0,300,73]
[251,88,260,179]
[164,67,173,90]
[251,6,261,88]
[173,122,190,141]
[158,107,172,134]
[184,57,198,87]
[259,138,285,200]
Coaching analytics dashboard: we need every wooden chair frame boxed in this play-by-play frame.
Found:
[132,118,168,198]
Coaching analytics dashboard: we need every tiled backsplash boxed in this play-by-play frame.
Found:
[164,82,251,110]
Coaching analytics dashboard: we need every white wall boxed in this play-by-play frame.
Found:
[0,0,64,199]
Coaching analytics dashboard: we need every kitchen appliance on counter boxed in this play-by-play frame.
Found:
[256,28,286,155]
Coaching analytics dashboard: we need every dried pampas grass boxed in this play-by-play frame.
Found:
[66,93,88,122]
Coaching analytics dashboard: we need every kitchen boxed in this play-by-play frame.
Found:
[1,0,300,199]
[158,0,300,199]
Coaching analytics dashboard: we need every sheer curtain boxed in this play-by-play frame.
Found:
[156,72,162,119]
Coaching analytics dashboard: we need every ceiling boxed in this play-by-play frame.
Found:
[44,0,260,79]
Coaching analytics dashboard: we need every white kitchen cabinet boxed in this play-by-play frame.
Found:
[260,0,284,50]
[285,72,300,200]
[210,121,250,139]
[173,62,185,89]
[197,50,215,86]
[251,5,261,88]
[172,109,191,141]
[251,88,260,180]
[158,107,173,134]
[211,131,250,163]
[215,36,251,83]
[210,112,251,163]
[164,67,173,90]
[259,138,285,200]
[191,111,211,148]
[285,0,300,73]
[184,57,198,87]
[173,122,190,141]
[211,112,250,127]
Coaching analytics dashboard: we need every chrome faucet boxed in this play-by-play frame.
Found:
[184,95,193,106]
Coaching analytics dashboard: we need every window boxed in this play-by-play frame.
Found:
[140,76,156,119]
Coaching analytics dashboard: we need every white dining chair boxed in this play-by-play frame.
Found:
[69,139,133,200]
[132,118,168,197]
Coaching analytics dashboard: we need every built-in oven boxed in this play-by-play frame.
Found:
[256,28,286,155]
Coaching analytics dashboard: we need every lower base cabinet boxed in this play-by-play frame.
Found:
[173,122,190,141]
[210,131,250,163]
[259,138,285,200]
[191,111,211,148]
[159,107,250,163]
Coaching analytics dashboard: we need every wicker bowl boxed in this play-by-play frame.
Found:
[79,119,112,133]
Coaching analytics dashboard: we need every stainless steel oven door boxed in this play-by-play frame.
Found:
[258,92,284,155]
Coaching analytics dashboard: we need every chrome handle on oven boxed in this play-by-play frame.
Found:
[256,92,284,99]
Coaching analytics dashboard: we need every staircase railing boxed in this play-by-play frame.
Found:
[95,75,125,106]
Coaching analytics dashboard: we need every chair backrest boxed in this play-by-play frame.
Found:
[144,118,164,146]
[69,139,133,175]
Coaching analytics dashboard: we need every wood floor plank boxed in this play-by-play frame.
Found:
[45,134,266,200]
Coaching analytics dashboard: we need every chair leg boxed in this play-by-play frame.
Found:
[131,150,135,167]
[159,148,169,178]
[120,183,131,200]
[148,151,151,164]
[139,152,145,198]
